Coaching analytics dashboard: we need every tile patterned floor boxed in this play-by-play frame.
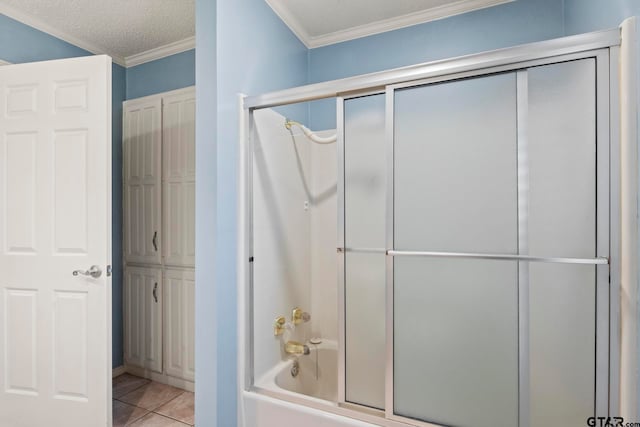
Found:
[113,374,194,426]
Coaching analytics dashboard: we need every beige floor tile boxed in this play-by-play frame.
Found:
[155,392,194,425]
[128,413,190,426]
[113,374,151,399]
[113,400,149,427]
[119,382,184,411]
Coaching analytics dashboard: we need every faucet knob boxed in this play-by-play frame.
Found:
[285,340,310,356]
[292,307,310,325]
[274,316,286,336]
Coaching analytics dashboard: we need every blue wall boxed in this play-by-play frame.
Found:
[0,14,88,61]
[126,49,195,99]
[564,0,639,35]
[307,0,565,130]
[0,13,126,369]
[193,0,308,425]
[111,64,126,369]
[194,0,217,424]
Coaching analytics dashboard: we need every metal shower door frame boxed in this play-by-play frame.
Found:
[241,28,621,427]
[380,48,616,427]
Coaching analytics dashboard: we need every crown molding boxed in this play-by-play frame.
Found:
[266,0,515,49]
[0,3,127,66]
[265,0,313,48]
[124,36,195,67]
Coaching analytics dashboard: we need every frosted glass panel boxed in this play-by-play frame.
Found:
[344,94,386,249]
[527,59,597,426]
[528,59,596,258]
[344,94,386,408]
[394,257,518,427]
[529,264,595,426]
[394,73,518,253]
[344,252,385,408]
[393,74,519,426]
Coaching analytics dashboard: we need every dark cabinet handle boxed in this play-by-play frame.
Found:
[152,231,158,252]
[153,282,158,303]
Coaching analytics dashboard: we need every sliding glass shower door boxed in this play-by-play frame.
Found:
[393,73,520,427]
[342,54,611,427]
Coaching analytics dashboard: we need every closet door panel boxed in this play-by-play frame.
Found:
[164,182,183,264]
[185,182,196,261]
[162,89,195,267]
[164,268,195,381]
[124,269,143,368]
[123,98,162,264]
[124,266,163,373]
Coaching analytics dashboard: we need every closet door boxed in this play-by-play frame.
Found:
[123,97,162,264]
[124,266,163,373]
[164,269,195,381]
[162,89,196,267]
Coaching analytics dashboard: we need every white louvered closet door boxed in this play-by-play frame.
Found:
[162,90,196,268]
[123,266,163,373]
[123,97,162,265]
[164,269,195,382]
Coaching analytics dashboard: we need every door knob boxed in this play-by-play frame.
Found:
[72,265,102,278]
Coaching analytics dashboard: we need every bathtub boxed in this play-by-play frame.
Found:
[255,340,338,403]
[244,340,379,427]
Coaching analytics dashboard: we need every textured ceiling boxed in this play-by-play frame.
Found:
[267,0,513,47]
[0,0,194,62]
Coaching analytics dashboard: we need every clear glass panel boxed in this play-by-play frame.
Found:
[527,59,597,425]
[529,263,595,426]
[250,101,339,398]
[251,107,313,383]
[344,94,386,408]
[394,257,518,427]
[394,73,518,253]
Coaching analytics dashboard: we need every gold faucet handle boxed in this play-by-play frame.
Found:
[274,316,286,336]
[292,307,310,325]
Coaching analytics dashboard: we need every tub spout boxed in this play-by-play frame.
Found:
[285,340,310,356]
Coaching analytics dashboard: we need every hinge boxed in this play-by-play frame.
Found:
[249,256,254,263]
[106,265,112,277]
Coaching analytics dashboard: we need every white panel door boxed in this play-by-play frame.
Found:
[123,97,162,265]
[123,266,162,373]
[162,89,195,267]
[164,269,195,381]
[0,56,112,427]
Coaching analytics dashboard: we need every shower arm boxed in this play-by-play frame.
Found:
[285,119,337,144]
